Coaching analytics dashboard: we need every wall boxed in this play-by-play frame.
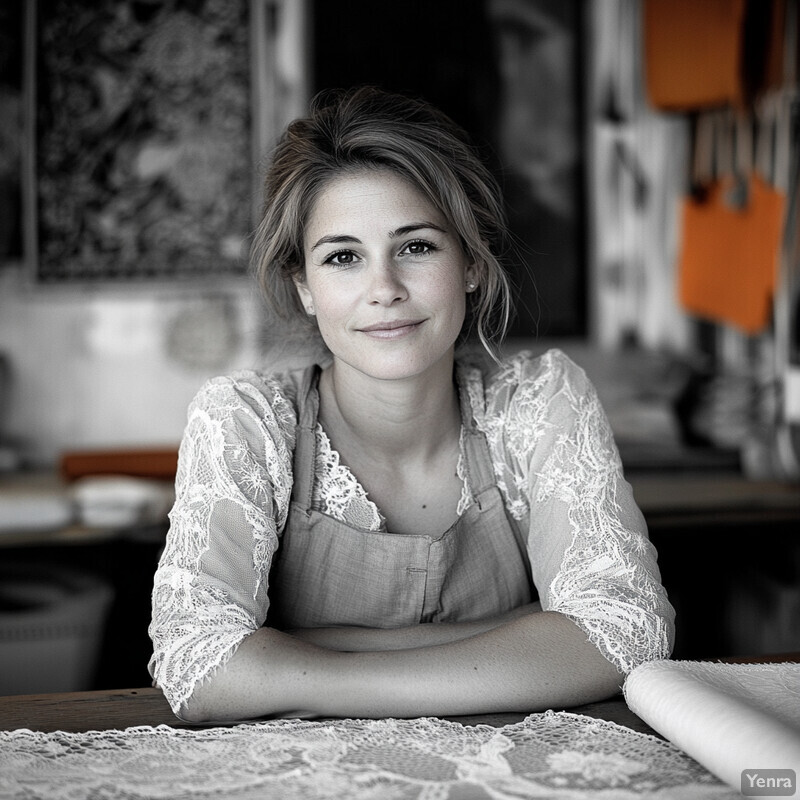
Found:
[0,264,293,468]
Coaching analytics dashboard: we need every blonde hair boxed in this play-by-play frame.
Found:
[251,86,512,358]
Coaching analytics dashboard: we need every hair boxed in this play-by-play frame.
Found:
[251,86,513,359]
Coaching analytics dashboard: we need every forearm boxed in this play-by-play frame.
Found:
[288,602,541,652]
[317,612,623,718]
[182,609,622,723]
[181,626,330,723]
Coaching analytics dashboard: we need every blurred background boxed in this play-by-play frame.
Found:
[0,0,798,695]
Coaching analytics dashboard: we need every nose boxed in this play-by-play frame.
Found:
[368,261,408,306]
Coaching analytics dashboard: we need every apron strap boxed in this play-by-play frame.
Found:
[457,367,534,591]
[456,370,497,501]
[290,364,322,516]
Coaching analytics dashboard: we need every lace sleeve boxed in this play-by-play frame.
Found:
[148,372,297,716]
[488,350,675,674]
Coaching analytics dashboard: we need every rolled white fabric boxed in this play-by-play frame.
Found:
[624,660,800,794]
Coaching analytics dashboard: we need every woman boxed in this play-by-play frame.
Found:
[149,87,674,723]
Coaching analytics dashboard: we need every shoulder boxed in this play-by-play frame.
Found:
[185,365,318,451]
[176,366,318,502]
[191,365,312,419]
[492,348,588,391]
[460,348,592,422]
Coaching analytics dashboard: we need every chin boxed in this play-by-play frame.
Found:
[355,360,432,383]
[340,348,455,384]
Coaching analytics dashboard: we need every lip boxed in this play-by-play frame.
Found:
[357,319,425,339]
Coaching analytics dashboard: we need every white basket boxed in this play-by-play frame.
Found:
[0,564,114,695]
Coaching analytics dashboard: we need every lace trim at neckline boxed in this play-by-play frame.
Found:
[312,422,473,532]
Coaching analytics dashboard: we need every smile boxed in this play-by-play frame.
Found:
[357,320,425,339]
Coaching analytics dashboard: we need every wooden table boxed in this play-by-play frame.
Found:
[0,686,657,736]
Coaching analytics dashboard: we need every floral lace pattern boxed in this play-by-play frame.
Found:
[149,350,675,714]
[312,424,474,530]
[149,373,298,711]
[466,352,673,672]
[312,424,385,531]
[0,712,738,800]
[519,356,672,673]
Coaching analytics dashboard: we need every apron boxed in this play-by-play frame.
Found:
[268,365,536,630]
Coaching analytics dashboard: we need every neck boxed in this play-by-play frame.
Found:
[318,354,461,463]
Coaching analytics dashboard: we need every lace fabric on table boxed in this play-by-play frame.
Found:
[0,712,739,800]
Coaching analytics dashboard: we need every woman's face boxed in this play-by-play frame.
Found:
[297,169,476,383]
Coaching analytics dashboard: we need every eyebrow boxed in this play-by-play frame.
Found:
[311,222,447,251]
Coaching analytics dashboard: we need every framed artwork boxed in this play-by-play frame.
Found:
[25,0,257,283]
[312,0,587,338]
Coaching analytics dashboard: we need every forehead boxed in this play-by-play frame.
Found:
[305,169,447,235]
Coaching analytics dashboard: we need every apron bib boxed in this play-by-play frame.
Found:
[268,365,535,630]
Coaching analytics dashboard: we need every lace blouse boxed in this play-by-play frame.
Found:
[148,349,675,715]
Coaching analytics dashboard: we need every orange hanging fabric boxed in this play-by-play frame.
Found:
[678,173,785,334]
[644,0,748,109]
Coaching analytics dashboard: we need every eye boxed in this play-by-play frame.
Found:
[399,239,437,256]
[324,249,359,267]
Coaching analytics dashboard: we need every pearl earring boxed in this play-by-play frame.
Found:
[466,281,476,292]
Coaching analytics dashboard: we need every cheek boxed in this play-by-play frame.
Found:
[307,281,355,341]
[431,264,469,303]
[312,279,350,314]
[422,270,468,330]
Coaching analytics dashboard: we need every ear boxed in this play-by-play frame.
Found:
[293,275,315,315]
[465,261,481,291]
